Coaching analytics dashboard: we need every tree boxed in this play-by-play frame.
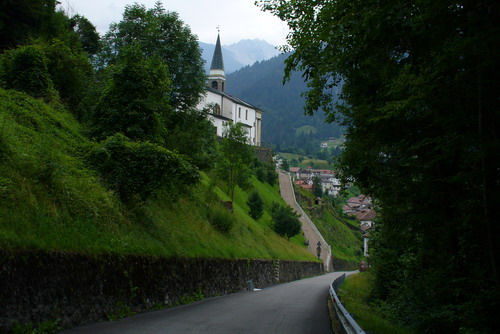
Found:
[90,43,170,142]
[281,158,289,171]
[162,108,218,171]
[217,123,254,204]
[271,204,301,239]
[1,43,56,100]
[312,176,322,198]
[247,191,264,220]
[259,0,500,332]
[0,0,59,50]
[70,15,100,55]
[43,38,94,113]
[100,2,205,110]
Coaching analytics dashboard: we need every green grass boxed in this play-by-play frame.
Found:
[339,272,414,334]
[277,152,334,169]
[299,158,333,169]
[0,88,316,261]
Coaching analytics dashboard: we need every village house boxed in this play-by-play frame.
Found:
[288,167,342,197]
[197,33,262,146]
[342,194,377,257]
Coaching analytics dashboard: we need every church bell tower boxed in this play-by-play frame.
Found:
[208,32,225,92]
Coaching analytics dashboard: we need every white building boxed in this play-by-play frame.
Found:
[197,34,262,146]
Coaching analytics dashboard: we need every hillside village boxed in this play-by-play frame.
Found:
[286,165,376,257]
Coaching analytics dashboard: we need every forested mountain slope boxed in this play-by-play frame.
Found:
[199,39,279,74]
[226,53,344,152]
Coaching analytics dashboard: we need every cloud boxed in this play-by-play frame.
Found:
[61,0,289,46]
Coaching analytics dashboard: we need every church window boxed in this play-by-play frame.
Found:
[238,107,241,118]
[211,81,218,89]
[213,103,221,115]
[245,110,248,120]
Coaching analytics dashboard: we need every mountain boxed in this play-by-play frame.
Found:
[225,53,344,154]
[199,39,280,74]
[224,39,279,68]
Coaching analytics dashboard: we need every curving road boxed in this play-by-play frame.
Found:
[59,272,350,334]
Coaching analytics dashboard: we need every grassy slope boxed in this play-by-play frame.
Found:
[0,88,315,261]
[339,272,414,334]
[295,186,363,263]
[278,152,334,169]
[295,125,317,135]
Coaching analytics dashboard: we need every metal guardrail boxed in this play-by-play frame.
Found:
[329,274,366,334]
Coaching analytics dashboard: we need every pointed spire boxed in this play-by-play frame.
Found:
[210,33,224,71]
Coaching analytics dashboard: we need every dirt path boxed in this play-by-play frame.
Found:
[278,171,332,271]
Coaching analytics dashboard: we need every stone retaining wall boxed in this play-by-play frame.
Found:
[0,250,323,332]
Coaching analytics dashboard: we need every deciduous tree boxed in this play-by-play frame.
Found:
[100,1,205,110]
[259,0,500,332]
[217,123,254,204]
[90,43,170,142]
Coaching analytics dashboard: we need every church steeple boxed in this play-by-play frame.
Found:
[208,32,225,92]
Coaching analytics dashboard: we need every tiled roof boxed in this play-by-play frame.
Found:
[355,209,376,221]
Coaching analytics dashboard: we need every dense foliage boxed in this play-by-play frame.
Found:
[90,43,171,142]
[260,0,500,332]
[88,134,198,202]
[0,0,67,50]
[1,44,56,100]
[216,123,255,204]
[271,203,301,240]
[247,191,264,220]
[100,1,206,110]
[162,108,218,171]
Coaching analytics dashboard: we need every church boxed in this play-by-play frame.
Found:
[197,34,263,146]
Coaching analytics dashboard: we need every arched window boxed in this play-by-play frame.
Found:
[211,81,218,89]
[213,103,221,115]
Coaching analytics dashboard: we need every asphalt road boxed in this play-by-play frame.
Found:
[60,271,349,334]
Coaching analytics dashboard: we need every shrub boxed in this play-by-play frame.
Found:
[88,134,198,202]
[272,204,301,239]
[207,204,235,233]
[1,44,56,100]
[266,167,278,186]
[255,166,267,183]
[254,161,277,186]
[247,191,264,220]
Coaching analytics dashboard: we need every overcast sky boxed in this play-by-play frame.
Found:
[60,0,289,46]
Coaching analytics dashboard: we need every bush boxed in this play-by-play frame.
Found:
[207,204,235,233]
[266,167,278,186]
[272,204,301,239]
[1,44,56,100]
[254,161,277,186]
[88,134,198,202]
[247,191,264,220]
